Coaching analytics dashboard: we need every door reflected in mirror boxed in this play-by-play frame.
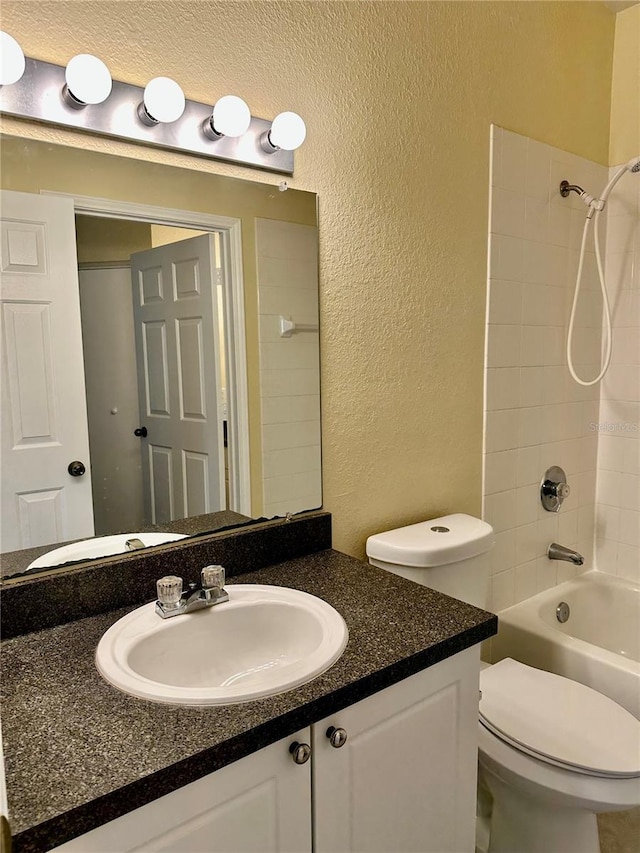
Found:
[0,135,321,574]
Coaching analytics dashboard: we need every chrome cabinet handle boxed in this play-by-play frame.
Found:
[289,741,311,765]
[326,726,348,748]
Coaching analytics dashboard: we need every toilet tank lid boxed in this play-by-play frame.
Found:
[365,513,494,568]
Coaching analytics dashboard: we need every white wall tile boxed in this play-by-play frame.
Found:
[519,366,546,407]
[556,559,578,585]
[484,489,518,533]
[515,522,539,565]
[516,445,540,487]
[514,560,539,603]
[524,197,549,243]
[263,420,321,452]
[515,484,539,527]
[558,508,579,544]
[620,473,640,512]
[486,367,521,411]
[525,139,551,201]
[484,130,607,608]
[492,234,525,281]
[616,544,640,581]
[487,324,521,368]
[485,450,518,495]
[595,536,618,573]
[491,188,526,238]
[488,280,523,325]
[619,509,640,547]
[498,130,527,193]
[485,409,519,452]
[256,219,321,515]
[548,204,572,248]
[490,529,516,575]
[624,438,640,476]
[598,469,622,507]
[522,240,551,285]
[536,554,558,593]
[490,568,516,611]
[262,445,321,479]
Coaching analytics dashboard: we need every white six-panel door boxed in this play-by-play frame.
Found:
[0,190,94,552]
[130,234,225,525]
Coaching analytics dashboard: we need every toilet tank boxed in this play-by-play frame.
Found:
[366,513,494,609]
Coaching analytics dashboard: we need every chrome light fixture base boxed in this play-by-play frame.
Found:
[0,57,295,175]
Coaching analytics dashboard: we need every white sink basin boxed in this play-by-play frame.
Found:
[27,533,188,570]
[96,585,348,705]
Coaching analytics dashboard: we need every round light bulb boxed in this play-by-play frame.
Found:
[143,77,185,124]
[269,111,306,151]
[0,32,25,85]
[65,54,112,105]
[212,95,251,138]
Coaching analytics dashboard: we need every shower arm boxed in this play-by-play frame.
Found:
[559,181,605,218]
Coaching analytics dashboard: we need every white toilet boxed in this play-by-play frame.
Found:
[366,514,640,853]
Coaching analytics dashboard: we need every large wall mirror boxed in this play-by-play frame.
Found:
[0,135,321,578]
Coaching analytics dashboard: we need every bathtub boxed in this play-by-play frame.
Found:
[490,570,640,719]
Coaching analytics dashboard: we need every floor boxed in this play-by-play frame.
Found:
[477,801,640,852]
[598,807,640,853]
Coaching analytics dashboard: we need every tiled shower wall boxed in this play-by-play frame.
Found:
[595,169,640,579]
[255,218,322,518]
[483,126,607,611]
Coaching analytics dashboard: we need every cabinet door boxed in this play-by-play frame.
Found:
[313,647,480,853]
[53,729,312,853]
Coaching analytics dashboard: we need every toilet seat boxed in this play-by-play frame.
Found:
[479,659,640,779]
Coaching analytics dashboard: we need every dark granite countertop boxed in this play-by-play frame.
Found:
[1,549,497,852]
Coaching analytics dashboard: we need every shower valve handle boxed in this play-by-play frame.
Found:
[540,466,570,513]
[543,481,570,500]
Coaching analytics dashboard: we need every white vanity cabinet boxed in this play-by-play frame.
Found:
[51,729,313,853]
[312,646,480,853]
[51,648,479,853]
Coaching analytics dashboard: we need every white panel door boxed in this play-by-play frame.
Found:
[131,235,224,525]
[52,729,313,853]
[313,648,480,853]
[0,190,94,551]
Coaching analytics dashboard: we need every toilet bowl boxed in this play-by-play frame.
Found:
[366,515,640,853]
[478,659,640,853]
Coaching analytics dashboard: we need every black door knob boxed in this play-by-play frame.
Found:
[68,461,86,477]
[134,427,148,438]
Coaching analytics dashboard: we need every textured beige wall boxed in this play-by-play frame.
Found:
[0,1,615,557]
[610,4,640,164]
[75,217,152,264]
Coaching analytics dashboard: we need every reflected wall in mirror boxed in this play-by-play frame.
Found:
[0,136,321,576]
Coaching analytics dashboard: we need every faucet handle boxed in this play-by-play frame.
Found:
[156,575,183,609]
[201,565,225,590]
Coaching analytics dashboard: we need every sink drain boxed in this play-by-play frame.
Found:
[556,602,570,623]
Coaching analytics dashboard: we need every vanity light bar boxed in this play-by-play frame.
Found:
[0,56,297,175]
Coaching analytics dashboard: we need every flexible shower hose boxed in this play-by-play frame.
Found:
[566,163,629,386]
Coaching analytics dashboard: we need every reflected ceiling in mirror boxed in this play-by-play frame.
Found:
[0,135,321,578]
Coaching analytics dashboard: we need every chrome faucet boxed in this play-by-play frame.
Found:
[548,543,584,566]
[155,565,229,619]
